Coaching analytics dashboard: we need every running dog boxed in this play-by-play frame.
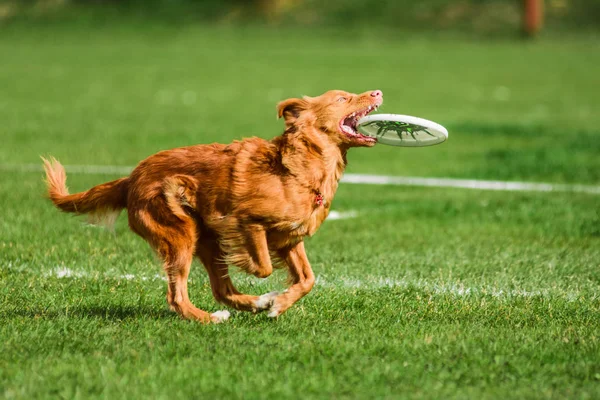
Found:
[42,89,383,323]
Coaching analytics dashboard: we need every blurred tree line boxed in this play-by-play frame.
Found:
[1,0,598,33]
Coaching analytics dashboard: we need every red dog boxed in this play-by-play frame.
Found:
[43,89,383,323]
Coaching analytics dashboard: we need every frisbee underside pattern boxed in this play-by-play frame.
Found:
[357,115,448,147]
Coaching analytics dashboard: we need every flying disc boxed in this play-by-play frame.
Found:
[356,114,448,147]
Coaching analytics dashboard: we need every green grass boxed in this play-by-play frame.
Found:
[1,24,599,399]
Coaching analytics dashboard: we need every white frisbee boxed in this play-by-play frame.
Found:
[357,114,448,147]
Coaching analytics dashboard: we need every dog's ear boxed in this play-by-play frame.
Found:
[277,97,309,127]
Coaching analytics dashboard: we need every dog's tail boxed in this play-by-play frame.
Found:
[41,157,129,227]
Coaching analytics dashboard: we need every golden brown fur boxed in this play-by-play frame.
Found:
[42,89,383,323]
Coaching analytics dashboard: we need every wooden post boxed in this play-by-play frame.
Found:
[524,0,544,36]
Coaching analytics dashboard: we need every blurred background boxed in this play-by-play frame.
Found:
[1,0,599,34]
[0,0,598,183]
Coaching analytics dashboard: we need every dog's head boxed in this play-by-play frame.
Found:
[277,89,383,148]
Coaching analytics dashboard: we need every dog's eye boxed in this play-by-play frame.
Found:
[337,97,347,103]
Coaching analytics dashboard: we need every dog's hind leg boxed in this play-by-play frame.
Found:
[265,240,315,318]
[129,200,229,323]
[162,243,209,321]
[197,243,275,313]
[160,237,230,323]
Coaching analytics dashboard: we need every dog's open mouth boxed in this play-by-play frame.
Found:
[339,103,379,143]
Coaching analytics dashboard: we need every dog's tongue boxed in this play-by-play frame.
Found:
[342,117,356,134]
[342,125,354,135]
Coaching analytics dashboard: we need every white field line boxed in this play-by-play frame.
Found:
[341,174,600,195]
[327,210,357,220]
[3,163,600,194]
[37,267,589,301]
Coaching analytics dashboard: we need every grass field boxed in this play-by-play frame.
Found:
[1,24,599,399]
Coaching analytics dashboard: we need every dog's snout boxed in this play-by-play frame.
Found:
[370,90,382,98]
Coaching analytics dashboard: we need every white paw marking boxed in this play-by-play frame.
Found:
[267,305,281,318]
[211,310,230,323]
[255,291,279,310]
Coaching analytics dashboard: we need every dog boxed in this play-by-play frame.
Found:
[42,89,383,323]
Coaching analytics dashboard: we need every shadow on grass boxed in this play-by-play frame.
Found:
[2,304,176,321]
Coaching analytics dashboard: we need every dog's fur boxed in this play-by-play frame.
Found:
[42,89,383,323]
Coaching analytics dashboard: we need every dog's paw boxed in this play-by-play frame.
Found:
[255,291,279,311]
[267,303,282,318]
[265,290,290,317]
[210,310,230,323]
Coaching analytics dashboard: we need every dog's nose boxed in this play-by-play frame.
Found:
[370,90,382,98]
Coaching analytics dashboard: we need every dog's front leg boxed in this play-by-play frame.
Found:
[262,240,315,318]
[223,222,274,278]
[244,224,274,279]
